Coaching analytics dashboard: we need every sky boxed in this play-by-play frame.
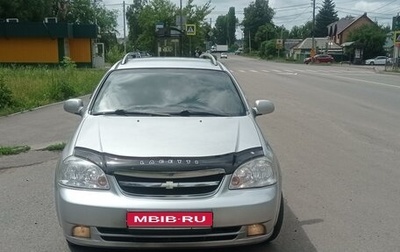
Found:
[102,0,400,37]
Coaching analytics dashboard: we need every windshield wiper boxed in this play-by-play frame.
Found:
[170,110,229,117]
[92,109,170,116]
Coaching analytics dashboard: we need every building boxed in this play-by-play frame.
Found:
[284,39,302,59]
[0,18,99,67]
[292,37,342,61]
[327,13,375,46]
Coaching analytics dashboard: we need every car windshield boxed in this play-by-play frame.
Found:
[91,69,246,116]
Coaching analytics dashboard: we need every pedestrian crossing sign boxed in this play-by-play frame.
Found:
[395,31,400,46]
[186,24,196,36]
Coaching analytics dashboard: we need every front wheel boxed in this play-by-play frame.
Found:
[369,62,374,65]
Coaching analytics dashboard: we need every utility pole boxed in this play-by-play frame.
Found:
[123,1,126,54]
[180,0,183,56]
[311,0,316,57]
[249,30,251,54]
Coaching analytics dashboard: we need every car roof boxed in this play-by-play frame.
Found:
[111,53,226,71]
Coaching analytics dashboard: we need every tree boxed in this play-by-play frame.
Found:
[60,0,118,53]
[126,0,212,56]
[0,0,54,21]
[314,0,338,37]
[242,0,275,51]
[259,39,277,58]
[214,15,227,45]
[254,23,275,44]
[226,7,237,47]
[126,0,148,50]
[181,0,213,52]
[289,21,313,39]
[347,24,386,60]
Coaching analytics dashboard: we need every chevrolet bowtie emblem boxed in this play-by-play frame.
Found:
[161,181,179,189]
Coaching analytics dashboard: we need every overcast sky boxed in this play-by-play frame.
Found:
[103,0,400,37]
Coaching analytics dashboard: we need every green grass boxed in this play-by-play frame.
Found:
[0,145,31,156]
[43,142,66,151]
[0,65,106,116]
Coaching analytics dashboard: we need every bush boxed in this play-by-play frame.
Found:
[61,56,77,69]
[106,45,125,64]
[0,75,14,109]
[48,79,76,101]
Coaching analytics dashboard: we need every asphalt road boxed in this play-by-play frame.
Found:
[1,55,399,252]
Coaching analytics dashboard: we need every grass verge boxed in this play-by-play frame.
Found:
[0,65,106,117]
[43,142,66,151]
[0,145,31,156]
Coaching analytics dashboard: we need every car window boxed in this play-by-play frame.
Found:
[91,69,246,116]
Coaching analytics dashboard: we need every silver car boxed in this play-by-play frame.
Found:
[365,56,391,65]
[55,53,283,249]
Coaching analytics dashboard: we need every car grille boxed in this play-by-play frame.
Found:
[114,168,225,196]
[97,226,241,243]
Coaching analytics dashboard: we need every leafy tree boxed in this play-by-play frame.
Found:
[315,0,338,37]
[347,24,386,60]
[226,7,237,47]
[289,21,313,39]
[136,0,176,53]
[184,0,213,51]
[126,0,212,56]
[379,24,391,34]
[0,0,54,21]
[258,39,278,58]
[59,0,118,53]
[126,0,148,50]
[254,23,275,44]
[214,15,227,45]
[242,0,275,50]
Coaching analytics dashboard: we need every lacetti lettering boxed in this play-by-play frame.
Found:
[127,212,213,227]
[139,159,200,165]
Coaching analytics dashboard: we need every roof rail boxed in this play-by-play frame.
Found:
[199,53,218,66]
[121,52,141,64]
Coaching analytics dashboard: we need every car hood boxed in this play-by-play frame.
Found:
[74,116,263,157]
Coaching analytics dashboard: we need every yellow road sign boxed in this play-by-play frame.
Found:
[394,31,400,46]
[186,24,196,36]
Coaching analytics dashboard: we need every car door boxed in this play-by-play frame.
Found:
[376,56,386,65]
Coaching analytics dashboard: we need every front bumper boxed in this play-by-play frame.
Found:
[56,175,281,248]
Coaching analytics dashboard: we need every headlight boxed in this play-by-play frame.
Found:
[229,156,276,189]
[58,156,109,189]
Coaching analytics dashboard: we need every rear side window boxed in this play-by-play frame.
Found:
[91,69,246,116]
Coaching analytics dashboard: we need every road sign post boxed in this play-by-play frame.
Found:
[276,39,283,59]
[186,24,196,36]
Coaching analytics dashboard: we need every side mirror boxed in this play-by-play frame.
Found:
[253,100,274,116]
[64,98,84,116]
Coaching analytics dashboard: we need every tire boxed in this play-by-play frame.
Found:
[263,194,284,243]
[369,62,374,65]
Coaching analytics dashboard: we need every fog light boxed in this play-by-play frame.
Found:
[247,224,266,236]
[72,225,91,238]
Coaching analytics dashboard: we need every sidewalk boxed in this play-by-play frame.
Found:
[0,101,82,169]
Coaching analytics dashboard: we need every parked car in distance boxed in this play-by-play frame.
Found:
[55,52,284,250]
[235,49,243,55]
[304,54,334,64]
[139,51,152,57]
[220,52,228,59]
[364,56,391,65]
